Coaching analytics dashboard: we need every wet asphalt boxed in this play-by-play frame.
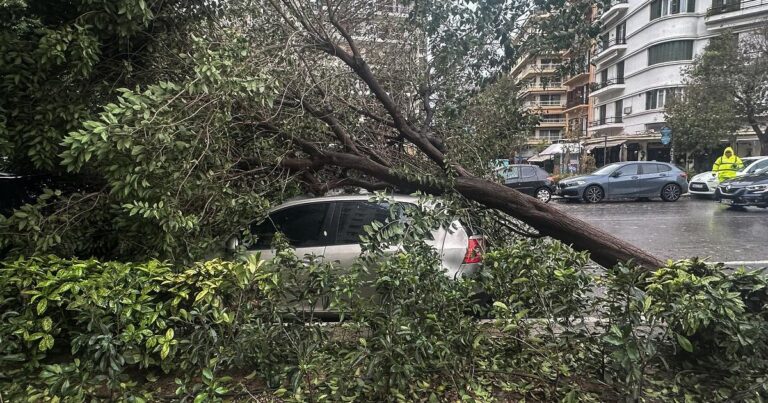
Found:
[552,196,768,265]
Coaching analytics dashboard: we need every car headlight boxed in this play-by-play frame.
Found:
[746,184,768,193]
[565,180,586,187]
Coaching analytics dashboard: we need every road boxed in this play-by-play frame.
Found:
[552,196,768,265]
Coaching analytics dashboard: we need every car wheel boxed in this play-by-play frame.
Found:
[583,185,604,203]
[661,183,682,202]
[535,187,552,203]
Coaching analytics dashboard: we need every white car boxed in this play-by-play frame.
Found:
[689,156,768,197]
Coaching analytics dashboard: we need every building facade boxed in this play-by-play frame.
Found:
[510,53,568,158]
[587,0,768,166]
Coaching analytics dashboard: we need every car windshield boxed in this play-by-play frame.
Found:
[591,164,620,176]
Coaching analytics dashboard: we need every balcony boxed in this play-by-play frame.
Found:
[520,82,566,95]
[600,0,629,24]
[565,97,589,111]
[563,68,591,87]
[589,116,624,131]
[520,63,560,79]
[539,116,566,127]
[593,37,627,65]
[589,77,626,97]
[524,101,566,111]
[706,0,768,29]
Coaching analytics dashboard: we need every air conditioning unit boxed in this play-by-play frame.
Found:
[623,106,632,115]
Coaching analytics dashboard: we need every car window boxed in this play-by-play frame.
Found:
[504,166,520,180]
[614,164,638,176]
[521,167,536,178]
[747,159,768,173]
[641,164,658,174]
[592,163,621,176]
[657,164,671,172]
[333,201,392,245]
[250,202,330,249]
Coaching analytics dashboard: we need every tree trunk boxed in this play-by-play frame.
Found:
[454,178,665,270]
[314,151,665,270]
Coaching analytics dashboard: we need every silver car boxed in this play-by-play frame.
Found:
[237,195,484,280]
[556,161,689,203]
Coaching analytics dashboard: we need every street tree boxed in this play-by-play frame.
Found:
[0,0,665,269]
[666,28,768,156]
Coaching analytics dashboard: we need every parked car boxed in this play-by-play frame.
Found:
[556,161,688,203]
[715,167,768,208]
[689,156,767,197]
[228,194,484,277]
[496,164,556,202]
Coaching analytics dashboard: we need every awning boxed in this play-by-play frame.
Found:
[527,154,551,162]
[589,139,626,150]
[538,143,582,156]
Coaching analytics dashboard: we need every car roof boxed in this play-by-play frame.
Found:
[275,194,420,210]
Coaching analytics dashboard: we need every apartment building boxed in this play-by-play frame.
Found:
[587,0,768,165]
[510,53,568,159]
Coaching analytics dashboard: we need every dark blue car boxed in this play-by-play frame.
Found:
[556,162,688,203]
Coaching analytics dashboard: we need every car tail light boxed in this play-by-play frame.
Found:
[463,237,484,264]
[679,172,688,179]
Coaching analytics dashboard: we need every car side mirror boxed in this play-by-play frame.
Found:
[610,171,621,178]
[225,235,240,253]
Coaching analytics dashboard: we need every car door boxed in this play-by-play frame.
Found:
[517,166,539,196]
[247,201,332,262]
[324,200,406,300]
[636,163,662,196]
[606,163,640,197]
[502,166,521,189]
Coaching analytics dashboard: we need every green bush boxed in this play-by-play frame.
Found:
[2,246,768,402]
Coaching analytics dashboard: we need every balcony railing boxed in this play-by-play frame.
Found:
[605,0,629,7]
[707,0,741,15]
[566,97,588,109]
[596,37,627,54]
[590,116,623,127]
[525,101,565,109]
[590,77,625,91]
[540,117,566,123]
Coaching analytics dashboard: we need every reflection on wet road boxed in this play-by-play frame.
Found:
[553,197,768,264]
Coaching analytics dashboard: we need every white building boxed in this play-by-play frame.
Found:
[587,0,768,165]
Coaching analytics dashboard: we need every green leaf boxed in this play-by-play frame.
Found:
[37,299,48,315]
[676,333,694,352]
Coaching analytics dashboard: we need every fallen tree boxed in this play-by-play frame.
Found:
[250,0,663,269]
[0,0,663,269]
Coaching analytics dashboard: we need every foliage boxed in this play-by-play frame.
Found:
[0,1,289,261]
[2,249,768,401]
[666,28,768,155]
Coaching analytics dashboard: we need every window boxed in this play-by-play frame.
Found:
[646,88,682,110]
[650,0,695,19]
[615,164,639,176]
[539,94,561,106]
[251,203,331,248]
[521,167,537,178]
[333,202,392,245]
[641,164,659,174]
[539,129,562,141]
[599,104,607,125]
[615,23,626,43]
[648,40,693,65]
[640,164,670,174]
[614,99,623,121]
[504,166,521,180]
[541,114,564,123]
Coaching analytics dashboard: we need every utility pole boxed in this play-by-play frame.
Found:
[603,134,608,166]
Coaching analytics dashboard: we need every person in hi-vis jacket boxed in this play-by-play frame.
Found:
[712,146,744,181]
